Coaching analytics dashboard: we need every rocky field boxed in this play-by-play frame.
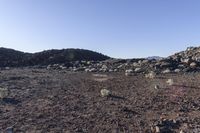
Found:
[1,68,200,133]
[1,46,200,133]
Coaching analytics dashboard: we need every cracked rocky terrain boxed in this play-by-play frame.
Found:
[1,68,200,133]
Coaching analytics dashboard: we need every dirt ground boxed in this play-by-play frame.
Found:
[1,68,200,133]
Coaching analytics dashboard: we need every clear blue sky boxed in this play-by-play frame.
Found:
[0,0,200,58]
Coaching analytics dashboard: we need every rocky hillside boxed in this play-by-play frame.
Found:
[45,46,200,74]
[1,46,200,74]
[0,48,110,67]
[27,49,110,66]
[0,47,31,67]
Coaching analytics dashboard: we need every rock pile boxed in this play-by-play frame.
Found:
[151,118,180,133]
[2,46,200,73]
[169,46,200,72]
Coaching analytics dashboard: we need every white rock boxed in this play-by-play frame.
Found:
[145,71,156,79]
[85,68,90,72]
[138,60,142,64]
[125,69,133,76]
[47,65,51,70]
[174,69,181,73]
[73,68,78,72]
[132,62,138,67]
[125,72,132,76]
[125,69,133,73]
[60,66,67,70]
[155,126,160,133]
[87,61,91,65]
[109,69,113,72]
[89,68,96,72]
[181,58,190,64]
[190,62,197,68]
[100,89,111,97]
[114,69,118,72]
[102,65,108,69]
[166,79,174,86]
[134,68,142,72]
[162,69,171,74]
[117,64,124,69]
[142,60,149,63]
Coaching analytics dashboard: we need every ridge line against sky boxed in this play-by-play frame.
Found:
[0,0,200,58]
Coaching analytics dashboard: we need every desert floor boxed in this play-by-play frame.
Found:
[1,68,200,133]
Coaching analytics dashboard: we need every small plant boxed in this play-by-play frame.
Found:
[0,87,9,99]
[100,89,111,97]
[166,79,174,86]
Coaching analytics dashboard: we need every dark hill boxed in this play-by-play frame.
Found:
[0,47,31,67]
[0,48,110,67]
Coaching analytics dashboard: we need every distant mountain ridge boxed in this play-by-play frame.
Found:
[146,56,164,60]
[0,47,110,67]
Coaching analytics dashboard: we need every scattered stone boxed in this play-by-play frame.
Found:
[145,71,156,79]
[5,67,10,70]
[174,69,181,73]
[151,126,155,133]
[114,69,118,72]
[132,62,138,67]
[85,68,90,72]
[181,58,191,64]
[125,69,133,73]
[190,62,197,68]
[89,68,97,72]
[125,69,133,76]
[166,79,174,86]
[100,89,111,97]
[0,87,9,99]
[108,69,113,72]
[102,65,108,69]
[154,85,160,90]
[160,62,171,68]
[155,126,160,133]
[117,64,124,69]
[47,65,51,70]
[134,68,142,72]
[162,69,171,74]
[60,65,67,70]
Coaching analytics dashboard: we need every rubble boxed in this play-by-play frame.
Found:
[2,46,200,74]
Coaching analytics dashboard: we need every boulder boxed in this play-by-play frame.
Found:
[145,71,156,79]
[125,69,133,76]
[190,62,197,68]
[162,69,171,74]
[100,89,111,97]
[166,79,174,86]
[174,69,181,73]
[134,68,142,72]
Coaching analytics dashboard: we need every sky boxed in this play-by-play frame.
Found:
[0,0,200,58]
